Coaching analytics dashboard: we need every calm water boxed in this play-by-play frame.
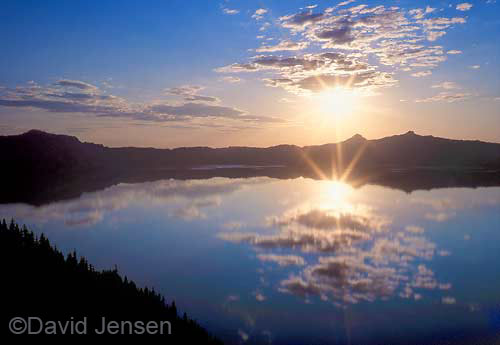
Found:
[2,177,500,344]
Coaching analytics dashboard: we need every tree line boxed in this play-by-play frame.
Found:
[0,219,222,343]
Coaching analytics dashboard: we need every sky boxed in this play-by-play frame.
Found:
[0,0,499,147]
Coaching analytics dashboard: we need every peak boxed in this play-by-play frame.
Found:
[352,133,366,140]
[404,130,417,136]
[24,129,49,136]
[345,133,367,143]
[19,130,81,143]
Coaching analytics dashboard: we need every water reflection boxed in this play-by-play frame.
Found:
[217,181,452,306]
[0,177,269,226]
[1,177,499,344]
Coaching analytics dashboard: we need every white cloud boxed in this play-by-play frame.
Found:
[217,3,467,96]
[252,8,268,20]
[431,81,460,89]
[427,31,447,41]
[259,22,271,31]
[406,225,424,234]
[416,92,469,103]
[411,71,432,77]
[55,79,98,90]
[456,3,473,11]
[256,40,309,52]
[219,198,458,306]
[220,76,242,83]
[447,50,462,54]
[257,254,306,266]
[223,8,239,15]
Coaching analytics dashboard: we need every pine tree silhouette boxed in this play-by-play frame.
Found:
[0,219,222,343]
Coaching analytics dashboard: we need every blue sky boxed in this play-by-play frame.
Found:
[0,0,499,147]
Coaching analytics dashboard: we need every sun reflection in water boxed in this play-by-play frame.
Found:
[324,180,352,205]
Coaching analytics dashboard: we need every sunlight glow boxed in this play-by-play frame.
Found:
[324,180,352,205]
[317,87,358,117]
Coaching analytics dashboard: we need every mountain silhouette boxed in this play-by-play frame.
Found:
[3,129,499,174]
[0,130,499,205]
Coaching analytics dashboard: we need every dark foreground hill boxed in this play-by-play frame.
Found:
[0,219,222,343]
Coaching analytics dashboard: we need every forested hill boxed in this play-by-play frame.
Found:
[0,219,222,343]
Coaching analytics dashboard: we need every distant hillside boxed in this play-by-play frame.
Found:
[0,129,499,204]
[2,129,499,178]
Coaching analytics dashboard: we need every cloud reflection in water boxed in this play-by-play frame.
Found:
[0,177,269,226]
[217,181,452,306]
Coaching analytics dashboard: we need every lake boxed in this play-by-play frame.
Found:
[1,176,500,344]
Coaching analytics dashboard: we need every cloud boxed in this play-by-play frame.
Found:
[424,211,457,221]
[426,31,447,41]
[335,0,356,9]
[252,8,268,20]
[274,71,397,94]
[431,81,460,89]
[406,225,424,234]
[416,92,469,103]
[259,22,271,31]
[219,205,389,253]
[470,65,480,69]
[411,71,432,77]
[165,85,219,103]
[419,17,466,31]
[218,3,467,96]
[150,102,244,118]
[220,76,242,83]
[219,197,458,307]
[54,79,98,90]
[277,237,439,304]
[456,3,473,11]
[0,81,284,127]
[280,10,326,31]
[223,8,239,15]
[222,221,245,230]
[0,177,270,227]
[313,25,357,47]
[257,254,306,266]
[256,40,309,52]
[447,50,462,55]
[269,208,388,232]
[279,276,322,297]
[217,52,396,95]
[409,6,436,20]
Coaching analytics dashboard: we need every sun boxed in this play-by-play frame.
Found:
[324,180,352,205]
[316,87,358,117]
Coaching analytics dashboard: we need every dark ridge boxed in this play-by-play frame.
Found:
[0,130,499,204]
[0,219,222,343]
